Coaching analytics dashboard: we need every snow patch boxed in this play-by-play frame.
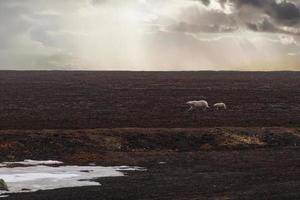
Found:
[0,160,63,167]
[0,160,144,197]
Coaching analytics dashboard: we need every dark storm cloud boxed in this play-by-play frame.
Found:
[233,0,300,25]
[246,17,300,35]
[211,0,299,25]
[179,0,300,35]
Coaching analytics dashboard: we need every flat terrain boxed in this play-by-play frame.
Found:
[1,128,300,200]
[0,71,299,129]
[6,148,300,200]
[0,71,300,200]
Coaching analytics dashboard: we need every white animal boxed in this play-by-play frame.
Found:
[213,103,226,110]
[186,100,209,112]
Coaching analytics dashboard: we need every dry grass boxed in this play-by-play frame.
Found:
[0,127,299,163]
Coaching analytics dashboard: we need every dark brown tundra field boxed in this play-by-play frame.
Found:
[0,71,299,129]
[0,71,300,200]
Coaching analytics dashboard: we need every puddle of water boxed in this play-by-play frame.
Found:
[0,160,144,197]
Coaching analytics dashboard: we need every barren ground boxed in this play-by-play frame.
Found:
[0,71,299,200]
[0,71,299,129]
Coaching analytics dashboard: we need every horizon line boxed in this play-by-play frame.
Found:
[0,69,299,72]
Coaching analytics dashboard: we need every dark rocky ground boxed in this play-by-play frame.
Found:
[4,147,300,200]
[0,71,300,200]
[1,128,300,200]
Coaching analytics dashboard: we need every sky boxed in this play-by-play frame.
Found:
[0,0,299,71]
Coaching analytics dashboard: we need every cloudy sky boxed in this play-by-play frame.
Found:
[0,0,299,70]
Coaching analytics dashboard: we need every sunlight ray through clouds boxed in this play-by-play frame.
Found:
[0,0,299,70]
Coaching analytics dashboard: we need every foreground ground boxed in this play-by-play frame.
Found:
[1,128,300,200]
[0,71,299,199]
[6,148,300,200]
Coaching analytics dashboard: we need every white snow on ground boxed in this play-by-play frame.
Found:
[0,160,144,197]
[0,160,63,167]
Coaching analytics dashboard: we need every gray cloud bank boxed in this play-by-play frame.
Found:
[0,0,299,70]
[169,0,300,35]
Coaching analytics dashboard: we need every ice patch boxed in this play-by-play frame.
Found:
[0,160,63,167]
[0,160,144,197]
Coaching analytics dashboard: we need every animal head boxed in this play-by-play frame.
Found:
[186,101,194,105]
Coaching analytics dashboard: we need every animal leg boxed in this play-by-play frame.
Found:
[187,106,194,112]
